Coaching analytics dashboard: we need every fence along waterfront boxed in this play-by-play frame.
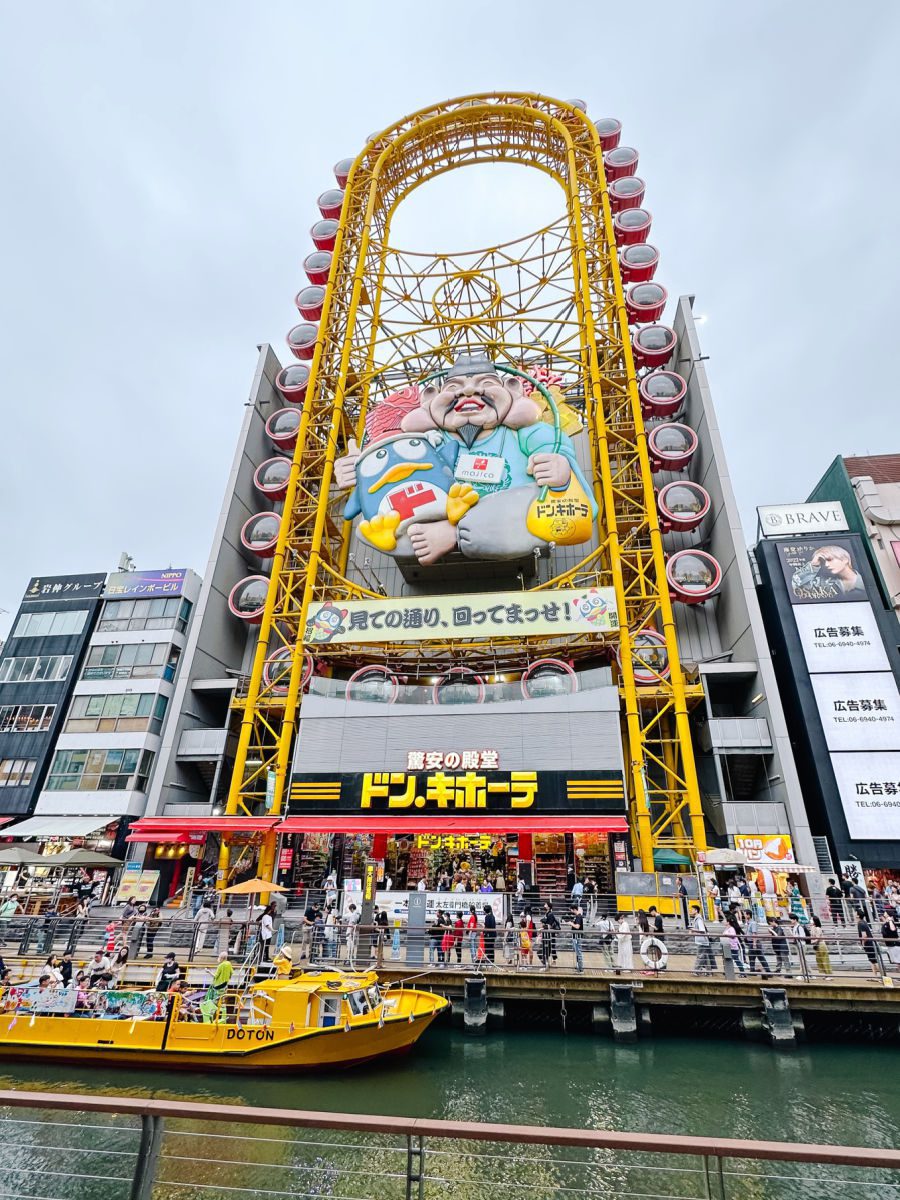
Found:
[1,1089,900,1199]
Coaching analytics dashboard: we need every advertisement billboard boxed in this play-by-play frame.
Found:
[733,834,796,866]
[104,569,187,598]
[829,752,900,840]
[758,501,848,538]
[289,769,626,816]
[303,586,618,645]
[792,602,890,674]
[810,672,900,753]
[777,538,868,604]
[24,574,105,602]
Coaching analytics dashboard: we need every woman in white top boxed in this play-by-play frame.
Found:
[107,947,129,988]
[258,904,275,961]
[41,955,64,986]
[616,915,634,973]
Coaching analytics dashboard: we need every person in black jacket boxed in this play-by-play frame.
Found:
[482,905,497,964]
[155,953,181,991]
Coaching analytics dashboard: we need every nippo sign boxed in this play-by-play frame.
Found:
[757,502,848,537]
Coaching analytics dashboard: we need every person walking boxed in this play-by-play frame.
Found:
[0,893,22,947]
[482,905,497,965]
[466,906,480,963]
[595,911,616,971]
[517,917,533,968]
[344,904,360,969]
[257,903,275,962]
[374,906,388,968]
[857,910,881,977]
[127,905,146,960]
[503,913,516,964]
[193,899,215,958]
[768,917,791,976]
[690,905,716,975]
[880,911,900,971]
[428,913,443,966]
[825,878,845,926]
[584,876,597,924]
[568,906,585,973]
[676,878,689,928]
[810,915,832,976]
[450,912,463,965]
[721,916,746,974]
[323,904,338,962]
[144,908,162,959]
[745,911,772,976]
[271,888,288,953]
[615,914,634,974]
[299,901,317,961]
[542,903,560,965]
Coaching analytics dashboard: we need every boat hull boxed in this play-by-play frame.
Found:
[0,1005,446,1073]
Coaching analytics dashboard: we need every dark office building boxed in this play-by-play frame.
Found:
[0,574,105,817]
[754,532,900,873]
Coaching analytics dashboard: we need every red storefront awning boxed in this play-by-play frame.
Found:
[127,816,280,841]
[276,817,628,834]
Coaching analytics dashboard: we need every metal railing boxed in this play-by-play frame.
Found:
[2,910,898,989]
[1,1089,899,1199]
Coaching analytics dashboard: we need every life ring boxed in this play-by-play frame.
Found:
[640,936,668,969]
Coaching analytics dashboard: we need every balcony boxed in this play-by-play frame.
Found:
[700,717,772,754]
[176,727,228,761]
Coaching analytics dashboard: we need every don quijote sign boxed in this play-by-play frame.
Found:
[757,502,848,538]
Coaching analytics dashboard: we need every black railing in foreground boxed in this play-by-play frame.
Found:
[1,1089,899,1199]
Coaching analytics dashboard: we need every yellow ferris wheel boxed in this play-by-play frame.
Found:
[221,93,708,886]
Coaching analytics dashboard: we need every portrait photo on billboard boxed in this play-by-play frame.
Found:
[777,537,868,605]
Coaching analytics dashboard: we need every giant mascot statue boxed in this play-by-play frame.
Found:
[336,353,597,564]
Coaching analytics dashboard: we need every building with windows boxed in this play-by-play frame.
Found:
[807,454,900,623]
[0,574,105,818]
[4,569,200,859]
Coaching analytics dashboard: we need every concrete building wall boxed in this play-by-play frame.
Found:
[669,298,818,865]
[143,346,283,818]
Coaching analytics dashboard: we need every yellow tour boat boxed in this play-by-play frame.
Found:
[0,968,448,1072]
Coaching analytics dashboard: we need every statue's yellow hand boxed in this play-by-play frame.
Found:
[447,482,479,526]
[359,511,401,551]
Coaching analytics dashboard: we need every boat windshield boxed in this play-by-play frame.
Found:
[367,986,382,1010]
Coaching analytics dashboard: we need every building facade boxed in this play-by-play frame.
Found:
[807,454,900,623]
[754,522,900,877]
[3,569,201,866]
[128,93,821,904]
[0,574,105,819]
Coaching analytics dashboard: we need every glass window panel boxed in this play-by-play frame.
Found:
[119,644,138,666]
[84,696,105,717]
[84,750,106,774]
[100,646,119,666]
[101,695,120,717]
[120,694,141,717]
[151,644,167,664]
[121,749,140,774]
[101,750,124,773]
[153,695,168,721]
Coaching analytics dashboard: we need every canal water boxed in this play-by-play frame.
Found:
[2,1027,899,1147]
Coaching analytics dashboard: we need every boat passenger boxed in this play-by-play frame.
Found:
[155,953,181,992]
[41,954,64,987]
[108,947,129,988]
[272,946,293,979]
[88,950,111,987]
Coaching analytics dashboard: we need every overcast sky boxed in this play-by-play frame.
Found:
[1,1,898,636]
